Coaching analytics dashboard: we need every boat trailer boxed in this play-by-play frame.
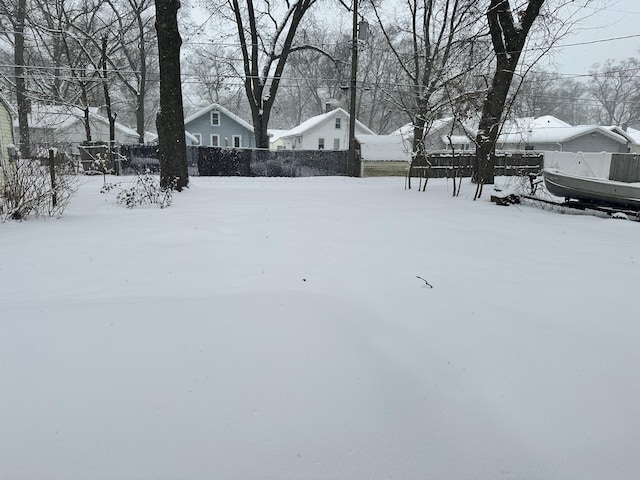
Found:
[521,195,640,221]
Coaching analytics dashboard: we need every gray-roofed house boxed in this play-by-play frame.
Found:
[495,115,633,153]
[25,104,140,153]
[184,103,255,148]
[392,117,475,152]
[392,115,636,154]
[279,108,375,151]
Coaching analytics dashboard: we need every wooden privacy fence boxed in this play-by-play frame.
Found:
[409,153,544,179]
[117,147,548,179]
[609,153,640,182]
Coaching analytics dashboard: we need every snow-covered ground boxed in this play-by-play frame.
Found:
[2,175,639,479]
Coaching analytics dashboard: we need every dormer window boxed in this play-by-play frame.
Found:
[335,117,341,129]
[210,111,220,126]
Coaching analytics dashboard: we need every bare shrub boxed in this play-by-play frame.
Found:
[1,159,77,221]
[101,172,175,209]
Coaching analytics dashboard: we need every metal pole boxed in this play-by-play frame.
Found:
[347,0,358,177]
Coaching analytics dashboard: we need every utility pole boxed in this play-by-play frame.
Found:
[347,2,368,177]
[347,0,359,177]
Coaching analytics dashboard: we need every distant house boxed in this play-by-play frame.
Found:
[25,104,140,154]
[279,107,375,151]
[184,103,255,148]
[495,116,633,153]
[613,126,640,153]
[268,129,289,151]
[392,117,475,152]
[393,115,636,154]
[356,134,412,177]
[144,131,201,146]
[0,95,16,195]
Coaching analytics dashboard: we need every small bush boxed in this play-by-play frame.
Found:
[101,172,175,209]
[1,159,77,221]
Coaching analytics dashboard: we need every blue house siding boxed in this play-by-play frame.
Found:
[185,105,256,148]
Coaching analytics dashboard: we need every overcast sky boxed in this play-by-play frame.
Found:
[186,0,639,79]
[544,0,640,75]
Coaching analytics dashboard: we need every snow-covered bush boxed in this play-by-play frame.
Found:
[502,171,549,198]
[101,172,175,209]
[1,159,77,221]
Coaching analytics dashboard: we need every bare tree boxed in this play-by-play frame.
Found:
[509,69,590,125]
[473,0,544,194]
[182,45,247,111]
[370,0,486,168]
[14,0,29,157]
[270,24,349,127]
[588,57,640,128]
[227,0,318,148]
[105,0,156,143]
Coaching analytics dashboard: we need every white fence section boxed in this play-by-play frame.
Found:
[542,151,612,179]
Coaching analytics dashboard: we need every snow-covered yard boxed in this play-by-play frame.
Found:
[1,175,639,479]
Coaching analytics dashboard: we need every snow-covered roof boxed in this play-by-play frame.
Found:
[607,126,639,144]
[498,124,629,146]
[440,134,474,146]
[501,115,571,132]
[623,127,640,143]
[184,103,254,132]
[146,131,200,144]
[356,134,412,162]
[391,117,455,140]
[268,129,290,143]
[281,108,375,138]
[23,104,140,140]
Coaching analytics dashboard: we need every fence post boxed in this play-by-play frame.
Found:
[48,148,57,208]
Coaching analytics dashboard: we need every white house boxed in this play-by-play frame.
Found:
[615,126,640,153]
[268,129,289,151]
[495,115,634,153]
[279,108,375,151]
[144,131,201,146]
[25,104,140,154]
[392,115,637,154]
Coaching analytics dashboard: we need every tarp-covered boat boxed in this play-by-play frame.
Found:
[543,168,640,209]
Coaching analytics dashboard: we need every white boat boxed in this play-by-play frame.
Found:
[543,168,640,209]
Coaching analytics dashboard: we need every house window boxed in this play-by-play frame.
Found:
[318,138,325,150]
[210,111,220,126]
[333,138,340,150]
[210,134,220,147]
[233,135,242,148]
[335,117,341,129]
[192,133,202,146]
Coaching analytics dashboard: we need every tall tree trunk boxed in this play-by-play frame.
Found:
[474,0,544,189]
[136,93,146,144]
[101,36,117,171]
[252,108,270,149]
[475,68,512,186]
[15,0,30,159]
[155,0,188,190]
[81,79,92,142]
[135,5,147,144]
